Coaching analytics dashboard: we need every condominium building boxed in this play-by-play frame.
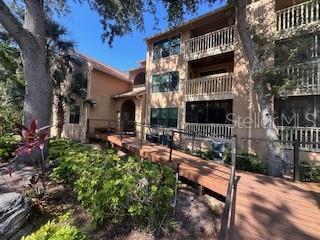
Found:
[53,0,320,163]
[141,0,320,162]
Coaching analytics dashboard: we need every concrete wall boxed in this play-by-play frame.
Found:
[88,69,131,120]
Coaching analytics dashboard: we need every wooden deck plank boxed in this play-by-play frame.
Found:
[107,135,230,196]
[107,135,320,240]
[233,172,320,240]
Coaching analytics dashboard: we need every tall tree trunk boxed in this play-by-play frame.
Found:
[234,0,284,175]
[256,83,285,175]
[21,1,52,128]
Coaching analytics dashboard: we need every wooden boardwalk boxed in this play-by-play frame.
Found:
[107,135,320,240]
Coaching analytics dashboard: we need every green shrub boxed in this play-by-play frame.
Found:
[300,161,320,183]
[0,134,20,161]
[50,139,175,230]
[21,213,86,240]
[0,107,22,135]
[195,149,213,160]
[224,150,267,174]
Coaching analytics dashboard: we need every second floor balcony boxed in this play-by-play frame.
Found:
[185,73,233,101]
[280,61,320,96]
[185,26,235,61]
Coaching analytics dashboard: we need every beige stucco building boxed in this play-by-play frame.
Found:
[141,0,320,163]
[52,0,320,163]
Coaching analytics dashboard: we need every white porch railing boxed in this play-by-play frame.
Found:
[278,126,320,152]
[277,0,320,31]
[185,123,232,139]
[186,73,233,97]
[281,61,320,95]
[185,26,234,60]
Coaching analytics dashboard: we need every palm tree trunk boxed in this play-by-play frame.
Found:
[56,96,65,138]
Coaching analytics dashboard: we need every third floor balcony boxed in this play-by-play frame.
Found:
[184,26,235,61]
[277,0,320,33]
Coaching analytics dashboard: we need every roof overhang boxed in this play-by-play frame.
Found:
[77,53,132,84]
[144,5,233,42]
[113,86,146,98]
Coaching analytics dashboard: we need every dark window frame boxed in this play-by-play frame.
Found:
[186,100,233,124]
[275,96,320,127]
[275,34,320,65]
[152,71,179,93]
[153,35,181,60]
[69,105,80,124]
[150,107,178,128]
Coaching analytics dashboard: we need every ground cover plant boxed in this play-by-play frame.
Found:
[0,134,20,161]
[300,160,320,183]
[22,212,87,240]
[224,149,267,174]
[49,138,175,232]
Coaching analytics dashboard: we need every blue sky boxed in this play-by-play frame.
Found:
[56,1,226,72]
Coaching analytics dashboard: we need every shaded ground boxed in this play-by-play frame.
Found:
[0,161,223,239]
[0,161,35,193]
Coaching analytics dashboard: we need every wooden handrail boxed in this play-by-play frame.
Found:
[218,135,237,240]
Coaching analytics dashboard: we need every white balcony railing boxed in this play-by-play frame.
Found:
[281,61,320,95]
[277,0,320,31]
[279,126,320,152]
[186,73,233,97]
[185,26,235,60]
[185,123,232,139]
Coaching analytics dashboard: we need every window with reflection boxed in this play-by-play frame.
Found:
[275,96,320,127]
[275,34,320,64]
[153,35,180,60]
[152,71,179,93]
[150,108,178,128]
[186,100,233,124]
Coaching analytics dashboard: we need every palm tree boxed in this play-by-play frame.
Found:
[47,20,92,138]
[0,20,91,137]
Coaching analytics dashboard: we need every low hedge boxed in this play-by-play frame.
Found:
[49,139,175,230]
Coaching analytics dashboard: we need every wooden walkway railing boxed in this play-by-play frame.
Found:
[107,131,320,240]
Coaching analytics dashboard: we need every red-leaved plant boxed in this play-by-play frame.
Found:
[16,119,50,197]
